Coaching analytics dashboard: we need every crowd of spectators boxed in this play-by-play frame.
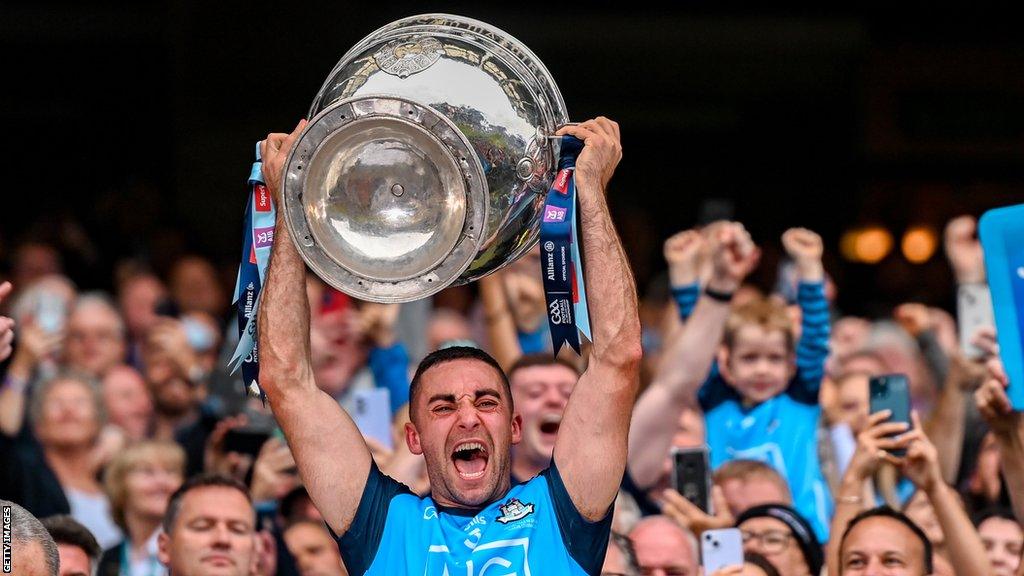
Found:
[1,209,1023,575]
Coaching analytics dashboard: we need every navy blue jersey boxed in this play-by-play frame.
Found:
[337,462,612,575]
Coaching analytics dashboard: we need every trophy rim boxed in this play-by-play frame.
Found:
[310,13,569,130]
[283,94,488,304]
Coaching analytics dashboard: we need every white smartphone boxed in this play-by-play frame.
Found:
[351,388,393,450]
[36,292,66,334]
[701,528,744,573]
[957,283,994,359]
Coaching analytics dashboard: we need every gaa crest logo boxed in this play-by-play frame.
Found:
[373,37,444,78]
[496,498,535,524]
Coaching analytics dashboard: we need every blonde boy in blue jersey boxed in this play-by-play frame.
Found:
[637,226,832,542]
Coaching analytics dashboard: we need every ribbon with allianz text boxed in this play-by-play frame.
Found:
[539,135,592,355]
[228,143,276,397]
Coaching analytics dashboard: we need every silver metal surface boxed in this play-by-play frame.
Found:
[284,14,570,302]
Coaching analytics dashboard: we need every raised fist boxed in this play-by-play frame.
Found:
[782,227,824,281]
[663,229,705,287]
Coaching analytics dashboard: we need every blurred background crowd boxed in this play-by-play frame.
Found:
[1,210,1023,575]
[5,3,1024,576]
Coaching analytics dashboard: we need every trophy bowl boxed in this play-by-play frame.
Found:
[281,14,569,303]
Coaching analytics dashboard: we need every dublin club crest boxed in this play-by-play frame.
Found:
[496,498,535,524]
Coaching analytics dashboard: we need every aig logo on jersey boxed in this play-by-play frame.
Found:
[496,499,535,524]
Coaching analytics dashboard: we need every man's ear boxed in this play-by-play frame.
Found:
[405,421,423,455]
[157,531,171,567]
[510,413,523,446]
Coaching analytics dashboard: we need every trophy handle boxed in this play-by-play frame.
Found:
[544,122,580,140]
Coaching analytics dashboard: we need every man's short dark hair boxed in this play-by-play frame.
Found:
[409,346,512,416]
[507,353,581,382]
[971,505,1019,529]
[162,473,252,534]
[839,506,933,575]
[40,515,101,563]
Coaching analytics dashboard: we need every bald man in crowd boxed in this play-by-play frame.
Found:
[629,515,699,576]
[3,499,60,576]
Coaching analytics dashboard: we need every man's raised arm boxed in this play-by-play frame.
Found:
[551,118,643,522]
[258,121,372,536]
[627,224,758,488]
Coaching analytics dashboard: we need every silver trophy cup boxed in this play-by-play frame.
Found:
[281,14,570,303]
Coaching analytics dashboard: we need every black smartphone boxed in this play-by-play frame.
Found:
[671,446,712,514]
[869,374,912,456]
[223,428,271,458]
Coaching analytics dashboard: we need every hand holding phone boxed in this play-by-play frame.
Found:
[35,292,66,334]
[957,283,994,359]
[701,528,744,573]
[671,446,712,514]
[869,374,912,457]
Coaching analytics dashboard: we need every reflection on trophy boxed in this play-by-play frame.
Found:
[281,14,570,303]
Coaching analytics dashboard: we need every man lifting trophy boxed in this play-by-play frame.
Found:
[250,14,639,574]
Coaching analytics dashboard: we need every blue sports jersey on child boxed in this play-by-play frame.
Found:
[674,281,832,542]
[336,461,611,575]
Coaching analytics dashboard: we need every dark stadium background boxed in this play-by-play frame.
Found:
[5,2,1024,316]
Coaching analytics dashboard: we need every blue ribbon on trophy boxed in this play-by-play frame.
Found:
[229,143,276,397]
[539,135,592,355]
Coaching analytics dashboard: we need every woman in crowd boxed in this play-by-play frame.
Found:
[98,441,185,576]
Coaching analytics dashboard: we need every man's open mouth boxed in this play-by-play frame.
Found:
[539,414,562,437]
[451,441,489,479]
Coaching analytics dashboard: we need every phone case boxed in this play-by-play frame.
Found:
[869,374,911,456]
[352,388,394,450]
[701,528,744,573]
[957,283,994,360]
[980,203,1024,410]
[671,446,712,514]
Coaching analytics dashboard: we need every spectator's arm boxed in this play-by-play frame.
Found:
[788,281,831,403]
[628,224,757,488]
[894,304,952,387]
[670,284,700,323]
[257,122,373,537]
[782,228,830,403]
[0,321,61,437]
[917,329,951,386]
[925,355,985,484]
[664,229,705,325]
[628,296,729,487]
[976,366,1024,522]
[479,274,522,372]
[0,282,12,363]
[901,412,992,576]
